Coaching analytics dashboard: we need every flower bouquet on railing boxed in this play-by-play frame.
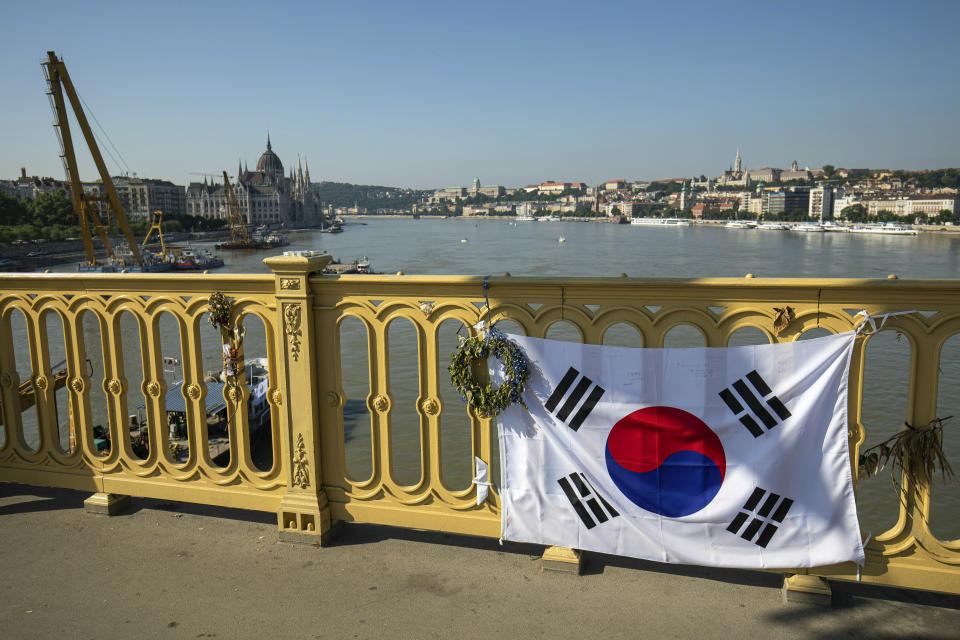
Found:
[208,291,246,397]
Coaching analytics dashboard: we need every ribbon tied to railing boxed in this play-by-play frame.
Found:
[854,310,919,335]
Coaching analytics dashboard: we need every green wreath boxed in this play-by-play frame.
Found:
[449,328,529,418]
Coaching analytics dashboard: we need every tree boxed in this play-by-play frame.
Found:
[841,204,868,222]
[936,209,956,224]
[822,164,835,178]
[26,190,74,228]
[0,191,29,226]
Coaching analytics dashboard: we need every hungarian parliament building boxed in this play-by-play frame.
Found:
[185,136,322,227]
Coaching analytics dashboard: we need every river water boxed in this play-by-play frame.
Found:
[9,217,960,540]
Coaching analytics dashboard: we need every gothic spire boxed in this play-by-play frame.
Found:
[266,132,272,151]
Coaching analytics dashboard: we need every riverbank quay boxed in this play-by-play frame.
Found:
[0,229,232,272]
[341,214,960,232]
[1,483,958,640]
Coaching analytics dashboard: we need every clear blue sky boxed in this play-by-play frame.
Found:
[2,0,958,189]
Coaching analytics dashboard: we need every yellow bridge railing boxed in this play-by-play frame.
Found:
[0,254,957,597]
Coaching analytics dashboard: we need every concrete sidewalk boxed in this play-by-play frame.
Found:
[1,483,957,639]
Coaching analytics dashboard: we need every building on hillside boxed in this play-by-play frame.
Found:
[604,180,628,191]
[537,181,571,194]
[764,187,810,216]
[808,186,838,220]
[678,181,696,210]
[0,180,16,199]
[432,178,504,202]
[865,197,958,220]
[186,136,321,226]
[5,168,68,201]
[832,195,861,218]
[739,193,763,216]
[516,202,546,217]
[717,149,747,186]
[746,167,781,185]
[433,187,466,201]
[780,160,811,183]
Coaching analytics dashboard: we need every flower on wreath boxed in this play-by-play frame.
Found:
[448,325,529,419]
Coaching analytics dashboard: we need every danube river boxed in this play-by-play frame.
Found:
[11,217,960,540]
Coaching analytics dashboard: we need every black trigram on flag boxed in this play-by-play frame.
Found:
[719,370,791,437]
[726,487,794,548]
[557,472,620,529]
[545,367,605,431]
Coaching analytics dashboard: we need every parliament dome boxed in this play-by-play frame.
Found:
[256,135,284,178]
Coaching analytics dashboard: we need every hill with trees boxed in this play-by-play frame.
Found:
[314,182,430,210]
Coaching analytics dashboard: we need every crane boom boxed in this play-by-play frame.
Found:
[222,171,251,246]
[43,51,142,266]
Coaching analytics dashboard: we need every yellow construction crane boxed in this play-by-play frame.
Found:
[141,209,167,257]
[222,171,252,246]
[188,171,252,247]
[42,50,142,266]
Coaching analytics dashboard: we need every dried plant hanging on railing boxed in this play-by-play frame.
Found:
[772,306,795,336]
[858,417,956,492]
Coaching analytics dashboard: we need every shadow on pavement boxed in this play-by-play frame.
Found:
[0,482,274,525]
[329,521,546,559]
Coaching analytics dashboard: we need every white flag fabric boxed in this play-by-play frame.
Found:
[494,331,864,569]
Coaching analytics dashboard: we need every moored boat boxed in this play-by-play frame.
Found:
[630,217,692,226]
[849,223,919,236]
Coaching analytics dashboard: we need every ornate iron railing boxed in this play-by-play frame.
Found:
[0,255,957,596]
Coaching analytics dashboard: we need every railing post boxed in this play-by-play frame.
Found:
[264,253,338,544]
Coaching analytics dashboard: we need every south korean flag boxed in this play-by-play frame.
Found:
[494,332,864,569]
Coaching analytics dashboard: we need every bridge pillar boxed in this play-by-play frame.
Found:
[264,253,339,545]
[84,492,130,515]
[542,546,583,574]
[782,572,832,605]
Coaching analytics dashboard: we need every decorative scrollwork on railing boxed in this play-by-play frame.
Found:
[280,278,300,290]
[292,432,309,489]
[283,303,303,362]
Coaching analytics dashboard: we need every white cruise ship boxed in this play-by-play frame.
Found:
[848,223,919,236]
[630,217,692,226]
